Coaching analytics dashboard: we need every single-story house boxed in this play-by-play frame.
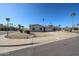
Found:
[29,24,54,32]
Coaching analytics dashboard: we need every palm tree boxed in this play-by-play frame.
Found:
[6,18,10,37]
[18,24,21,30]
[71,12,77,32]
[21,26,24,30]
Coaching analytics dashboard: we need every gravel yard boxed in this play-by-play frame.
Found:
[0,31,79,54]
[5,31,55,39]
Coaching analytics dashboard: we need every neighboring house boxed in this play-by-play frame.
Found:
[29,24,44,32]
[45,25,54,32]
[29,24,54,32]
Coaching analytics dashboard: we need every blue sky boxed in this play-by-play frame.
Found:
[0,3,79,28]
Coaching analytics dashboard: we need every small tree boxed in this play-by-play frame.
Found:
[6,18,10,37]
[71,12,77,32]
[18,24,21,30]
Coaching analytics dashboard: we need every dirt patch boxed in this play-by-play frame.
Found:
[5,32,53,39]
[32,32,53,37]
[5,31,78,39]
[5,32,34,39]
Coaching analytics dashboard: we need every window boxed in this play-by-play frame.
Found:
[40,28,42,31]
[32,28,35,30]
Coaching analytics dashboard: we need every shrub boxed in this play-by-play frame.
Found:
[19,29,23,33]
[73,27,78,30]
[63,26,69,31]
[24,30,30,34]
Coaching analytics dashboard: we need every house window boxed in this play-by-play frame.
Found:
[40,28,42,31]
[32,28,35,30]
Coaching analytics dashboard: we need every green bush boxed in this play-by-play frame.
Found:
[63,28,70,31]
[18,29,23,33]
[24,30,30,34]
[0,26,18,31]
[73,27,78,30]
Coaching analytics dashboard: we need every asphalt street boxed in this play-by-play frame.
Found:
[1,36,79,56]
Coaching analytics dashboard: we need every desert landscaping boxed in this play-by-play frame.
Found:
[0,31,79,54]
[0,3,79,56]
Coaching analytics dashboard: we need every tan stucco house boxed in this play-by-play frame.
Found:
[29,24,54,32]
